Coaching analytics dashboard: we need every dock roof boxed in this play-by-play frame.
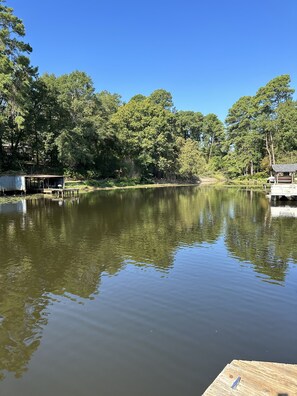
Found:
[272,163,297,173]
[25,175,64,178]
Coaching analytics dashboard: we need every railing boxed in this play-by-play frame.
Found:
[277,176,292,183]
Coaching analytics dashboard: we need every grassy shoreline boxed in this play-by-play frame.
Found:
[64,175,269,191]
[64,179,202,192]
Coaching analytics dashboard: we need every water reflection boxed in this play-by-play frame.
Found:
[224,190,297,282]
[0,187,296,379]
[0,200,27,215]
[270,202,297,218]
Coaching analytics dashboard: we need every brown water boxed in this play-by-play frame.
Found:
[0,186,296,395]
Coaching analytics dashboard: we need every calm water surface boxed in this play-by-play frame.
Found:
[0,187,296,395]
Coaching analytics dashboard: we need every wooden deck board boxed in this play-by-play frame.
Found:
[203,360,297,395]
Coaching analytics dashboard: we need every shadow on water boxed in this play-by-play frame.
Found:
[0,186,296,379]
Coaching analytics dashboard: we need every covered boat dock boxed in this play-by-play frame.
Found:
[25,175,65,193]
[0,174,78,196]
[269,163,297,200]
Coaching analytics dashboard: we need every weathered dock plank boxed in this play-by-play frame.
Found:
[203,360,297,395]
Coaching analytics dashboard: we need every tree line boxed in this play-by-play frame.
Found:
[1,0,297,180]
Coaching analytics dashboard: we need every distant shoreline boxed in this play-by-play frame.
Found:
[64,177,224,192]
[66,181,201,193]
[0,177,270,203]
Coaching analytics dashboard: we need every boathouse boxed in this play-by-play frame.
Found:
[272,163,297,183]
[0,174,65,194]
[25,175,65,193]
[270,163,297,200]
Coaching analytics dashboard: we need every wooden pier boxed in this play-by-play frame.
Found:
[44,188,79,198]
[270,184,297,200]
[203,360,297,395]
[268,164,297,201]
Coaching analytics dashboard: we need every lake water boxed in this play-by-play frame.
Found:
[0,186,296,395]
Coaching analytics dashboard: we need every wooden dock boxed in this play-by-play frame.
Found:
[270,184,297,200]
[203,360,297,395]
[44,188,79,198]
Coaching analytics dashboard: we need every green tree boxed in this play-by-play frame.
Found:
[177,137,206,179]
[51,71,105,173]
[274,100,297,155]
[36,73,68,168]
[129,94,146,103]
[201,113,225,165]
[254,74,294,166]
[0,0,37,170]
[225,96,262,175]
[94,90,122,176]
[221,151,244,178]
[110,97,176,178]
[175,110,204,141]
[23,77,60,169]
[149,89,173,110]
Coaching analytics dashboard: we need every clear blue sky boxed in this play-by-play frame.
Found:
[9,0,297,121]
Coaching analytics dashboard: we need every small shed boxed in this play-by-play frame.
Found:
[272,163,297,184]
[0,175,26,193]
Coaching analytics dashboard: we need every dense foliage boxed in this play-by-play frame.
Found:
[1,1,297,179]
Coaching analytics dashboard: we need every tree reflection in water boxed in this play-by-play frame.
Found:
[0,186,296,378]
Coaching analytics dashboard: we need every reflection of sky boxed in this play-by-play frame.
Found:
[271,205,297,218]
